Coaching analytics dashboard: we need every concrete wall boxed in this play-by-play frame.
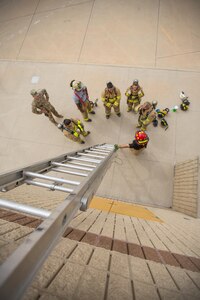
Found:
[198,161,200,218]
[173,157,199,218]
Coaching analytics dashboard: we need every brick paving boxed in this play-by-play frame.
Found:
[1,204,200,299]
[0,185,200,300]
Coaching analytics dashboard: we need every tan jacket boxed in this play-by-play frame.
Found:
[101,87,121,104]
[125,85,144,99]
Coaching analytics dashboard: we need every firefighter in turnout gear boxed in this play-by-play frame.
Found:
[101,82,121,119]
[137,102,156,131]
[58,118,90,144]
[70,80,95,122]
[31,89,63,125]
[125,79,144,113]
[115,130,149,152]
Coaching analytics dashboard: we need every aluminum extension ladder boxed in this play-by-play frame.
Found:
[0,143,115,300]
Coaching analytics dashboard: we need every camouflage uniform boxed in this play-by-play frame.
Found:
[125,84,144,113]
[31,89,63,125]
[62,119,90,143]
[101,85,121,118]
[137,102,156,131]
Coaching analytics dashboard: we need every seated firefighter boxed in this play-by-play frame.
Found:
[115,130,149,152]
[137,101,156,131]
[58,119,90,144]
[125,79,144,113]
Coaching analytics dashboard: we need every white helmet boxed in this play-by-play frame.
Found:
[180,91,188,101]
[57,123,63,129]
[71,80,82,91]
[152,100,158,109]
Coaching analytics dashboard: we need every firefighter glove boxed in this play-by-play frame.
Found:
[114,144,119,151]
[73,132,79,138]
[114,101,119,107]
[106,102,112,108]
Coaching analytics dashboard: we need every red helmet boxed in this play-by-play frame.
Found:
[135,131,149,144]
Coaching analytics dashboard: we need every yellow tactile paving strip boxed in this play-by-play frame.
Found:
[89,196,163,223]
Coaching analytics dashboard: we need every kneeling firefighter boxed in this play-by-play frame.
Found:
[137,102,156,131]
[58,118,90,144]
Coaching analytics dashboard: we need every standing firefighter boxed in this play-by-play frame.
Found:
[101,82,121,119]
[137,102,156,131]
[125,79,144,113]
[70,80,95,122]
[31,89,63,125]
[58,118,90,144]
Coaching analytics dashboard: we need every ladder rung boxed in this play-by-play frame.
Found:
[90,148,110,154]
[24,171,80,186]
[96,146,113,150]
[77,152,105,159]
[68,156,101,164]
[51,168,88,177]
[25,180,73,193]
[0,198,50,218]
[51,162,93,171]
[67,161,95,168]
[85,150,108,155]
[93,147,111,152]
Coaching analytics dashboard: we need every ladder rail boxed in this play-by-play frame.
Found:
[0,196,81,300]
[0,144,115,300]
